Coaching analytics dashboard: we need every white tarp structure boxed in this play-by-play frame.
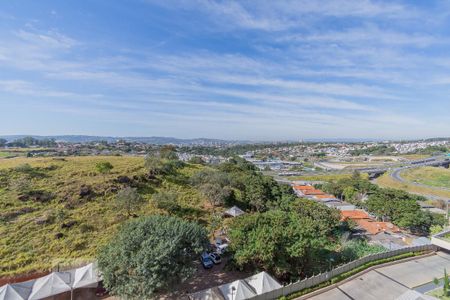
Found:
[0,281,33,300]
[72,263,100,289]
[224,206,245,217]
[245,271,282,295]
[28,272,71,300]
[219,280,256,300]
[190,287,225,300]
[0,262,101,300]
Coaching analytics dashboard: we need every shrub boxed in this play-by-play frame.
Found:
[97,215,208,299]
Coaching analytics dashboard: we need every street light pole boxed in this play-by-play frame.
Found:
[445,199,448,227]
[231,286,236,300]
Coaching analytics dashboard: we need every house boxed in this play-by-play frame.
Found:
[341,210,370,221]
[313,194,338,202]
[325,201,356,211]
[354,219,400,235]
[292,185,315,197]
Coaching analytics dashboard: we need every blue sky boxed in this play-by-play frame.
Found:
[1,0,450,140]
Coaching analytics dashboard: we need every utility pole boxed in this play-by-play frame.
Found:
[447,200,449,228]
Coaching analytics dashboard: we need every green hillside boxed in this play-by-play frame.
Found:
[0,156,206,278]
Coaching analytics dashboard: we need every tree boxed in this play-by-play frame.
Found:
[188,156,205,165]
[229,199,340,278]
[115,187,146,217]
[159,145,178,160]
[144,153,182,177]
[199,183,231,211]
[95,161,114,176]
[191,169,232,210]
[145,155,168,177]
[97,215,208,299]
[343,186,357,204]
[152,191,180,213]
[0,138,6,147]
[430,224,444,236]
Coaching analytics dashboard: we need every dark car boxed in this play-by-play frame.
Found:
[209,253,222,264]
[201,252,214,269]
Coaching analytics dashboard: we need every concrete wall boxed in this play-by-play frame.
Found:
[432,229,450,250]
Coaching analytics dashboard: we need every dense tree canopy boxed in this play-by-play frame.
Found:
[229,199,340,278]
[98,215,208,299]
[366,188,445,234]
[319,173,445,235]
[190,158,296,212]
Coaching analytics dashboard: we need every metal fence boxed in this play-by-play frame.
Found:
[248,244,436,300]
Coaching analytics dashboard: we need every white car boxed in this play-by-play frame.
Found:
[215,243,229,254]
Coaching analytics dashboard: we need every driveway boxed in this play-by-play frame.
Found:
[302,252,450,300]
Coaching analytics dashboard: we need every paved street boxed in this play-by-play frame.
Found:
[303,252,450,300]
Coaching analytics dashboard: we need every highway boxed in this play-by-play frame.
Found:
[388,156,450,201]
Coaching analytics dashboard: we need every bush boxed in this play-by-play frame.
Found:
[97,215,208,299]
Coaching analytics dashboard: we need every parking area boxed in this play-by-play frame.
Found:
[162,256,251,299]
[377,251,450,288]
[308,287,351,300]
[303,251,450,300]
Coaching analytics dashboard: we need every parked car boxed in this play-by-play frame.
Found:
[214,238,230,254]
[215,243,228,254]
[209,253,222,264]
[200,252,214,269]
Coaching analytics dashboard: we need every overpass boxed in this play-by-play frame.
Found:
[358,156,450,179]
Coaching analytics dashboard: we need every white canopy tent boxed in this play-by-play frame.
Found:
[245,271,282,295]
[224,206,245,218]
[219,280,256,300]
[28,272,71,300]
[0,281,33,300]
[72,263,100,289]
[190,287,225,300]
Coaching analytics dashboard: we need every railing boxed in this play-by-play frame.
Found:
[248,244,436,300]
[432,229,450,250]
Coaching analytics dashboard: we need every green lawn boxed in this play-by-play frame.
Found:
[402,167,450,189]
[376,172,450,199]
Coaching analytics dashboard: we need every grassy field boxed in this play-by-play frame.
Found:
[376,172,450,199]
[402,167,450,189]
[0,156,208,278]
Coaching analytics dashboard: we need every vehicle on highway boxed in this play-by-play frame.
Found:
[200,252,214,269]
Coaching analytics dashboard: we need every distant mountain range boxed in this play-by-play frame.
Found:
[1,135,449,145]
[0,135,252,146]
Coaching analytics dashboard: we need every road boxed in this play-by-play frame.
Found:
[389,165,450,201]
[302,252,450,300]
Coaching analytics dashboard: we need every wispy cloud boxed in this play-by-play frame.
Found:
[1,1,450,139]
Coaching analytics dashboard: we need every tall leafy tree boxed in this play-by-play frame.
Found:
[229,199,340,278]
[98,215,208,299]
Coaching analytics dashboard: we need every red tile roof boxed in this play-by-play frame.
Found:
[293,185,314,191]
[355,219,400,235]
[340,210,370,221]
